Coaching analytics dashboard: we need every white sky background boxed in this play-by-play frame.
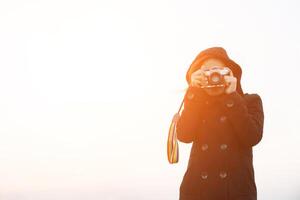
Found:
[0,0,299,199]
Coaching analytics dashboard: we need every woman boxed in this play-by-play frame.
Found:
[176,47,264,200]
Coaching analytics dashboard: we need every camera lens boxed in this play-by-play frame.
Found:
[210,72,221,84]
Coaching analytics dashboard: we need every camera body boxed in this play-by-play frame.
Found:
[202,67,231,88]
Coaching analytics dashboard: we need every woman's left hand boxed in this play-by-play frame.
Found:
[224,68,237,94]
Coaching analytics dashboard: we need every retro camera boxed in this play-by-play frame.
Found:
[201,67,231,88]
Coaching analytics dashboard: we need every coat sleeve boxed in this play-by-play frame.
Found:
[176,86,203,143]
[219,91,264,148]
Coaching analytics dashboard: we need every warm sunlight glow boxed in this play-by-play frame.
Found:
[0,0,300,199]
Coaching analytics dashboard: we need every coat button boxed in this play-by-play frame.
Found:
[226,100,234,108]
[219,116,227,123]
[201,144,208,151]
[187,92,194,100]
[201,172,208,179]
[220,144,228,150]
[205,100,209,105]
[202,119,206,124]
[219,171,227,179]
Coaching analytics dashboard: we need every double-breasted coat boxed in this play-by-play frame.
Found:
[176,86,264,200]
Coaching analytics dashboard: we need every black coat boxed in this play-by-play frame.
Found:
[176,86,264,200]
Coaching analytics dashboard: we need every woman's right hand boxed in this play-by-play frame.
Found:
[190,68,208,88]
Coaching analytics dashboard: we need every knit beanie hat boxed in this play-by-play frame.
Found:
[186,47,244,95]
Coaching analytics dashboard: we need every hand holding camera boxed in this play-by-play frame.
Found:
[190,66,237,95]
[223,73,237,94]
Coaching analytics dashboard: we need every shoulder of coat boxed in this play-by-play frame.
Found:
[243,93,262,104]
